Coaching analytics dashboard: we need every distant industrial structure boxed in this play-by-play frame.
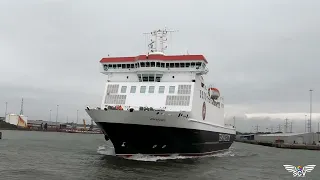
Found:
[1,99,101,133]
[236,132,319,145]
[26,119,100,132]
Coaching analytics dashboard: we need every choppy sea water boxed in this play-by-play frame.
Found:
[0,130,319,180]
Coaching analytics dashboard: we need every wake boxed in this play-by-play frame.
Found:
[97,145,235,162]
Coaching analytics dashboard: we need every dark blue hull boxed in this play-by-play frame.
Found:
[96,122,235,156]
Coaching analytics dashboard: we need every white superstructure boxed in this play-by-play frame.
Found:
[86,28,235,156]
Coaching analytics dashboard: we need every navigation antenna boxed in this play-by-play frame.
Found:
[143,27,178,54]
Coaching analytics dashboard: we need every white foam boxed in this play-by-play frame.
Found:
[97,145,115,156]
[97,145,235,162]
[126,150,235,162]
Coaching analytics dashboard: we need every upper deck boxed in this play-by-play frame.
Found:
[100,53,209,77]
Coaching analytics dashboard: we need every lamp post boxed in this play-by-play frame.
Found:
[76,110,79,126]
[233,116,235,129]
[56,105,59,129]
[49,109,52,121]
[4,101,7,117]
[309,89,313,143]
[317,121,320,143]
[3,102,8,123]
[305,114,307,132]
[310,89,313,132]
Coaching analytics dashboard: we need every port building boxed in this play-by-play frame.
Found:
[254,132,318,145]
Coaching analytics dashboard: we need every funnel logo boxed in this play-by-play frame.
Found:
[283,165,316,177]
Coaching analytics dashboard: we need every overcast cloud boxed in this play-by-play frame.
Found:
[0,0,319,132]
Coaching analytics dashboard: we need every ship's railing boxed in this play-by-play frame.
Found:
[103,105,167,112]
[101,64,209,74]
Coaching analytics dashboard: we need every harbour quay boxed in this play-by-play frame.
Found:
[236,132,320,150]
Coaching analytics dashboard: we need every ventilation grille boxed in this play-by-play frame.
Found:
[106,84,119,94]
[165,95,190,106]
[105,95,126,104]
[178,85,192,94]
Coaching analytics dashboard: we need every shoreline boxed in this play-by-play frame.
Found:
[0,128,103,134]
[235,139,320,150]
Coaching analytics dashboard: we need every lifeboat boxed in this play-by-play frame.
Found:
[208,87,220,100]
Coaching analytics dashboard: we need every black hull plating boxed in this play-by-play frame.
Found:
[97,122,235,156]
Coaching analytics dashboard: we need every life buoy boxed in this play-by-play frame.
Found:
[208,87,220,100]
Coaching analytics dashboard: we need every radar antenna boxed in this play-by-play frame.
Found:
[143,27,178,54]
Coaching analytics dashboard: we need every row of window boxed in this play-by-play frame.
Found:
[107,84,192,95]
[103,62,206,70]
[138,74,163,82]
[120,85,176,94]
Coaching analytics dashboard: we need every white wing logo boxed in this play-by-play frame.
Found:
[283,165,316,177]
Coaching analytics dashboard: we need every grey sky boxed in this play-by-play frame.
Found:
[0,0,319,131]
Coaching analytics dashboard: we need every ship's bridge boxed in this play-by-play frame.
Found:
[100,52,209,82]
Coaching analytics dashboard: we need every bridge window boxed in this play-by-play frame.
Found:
[186,63,190,67]
[149,86,155,93]
[196,62,201,67]
[103,65,108,70]
[146,62,150,67]
[151,62,155,67]
[138,74,142,82]
[170,63,174,68]
[191,62,195,67]
[156,62,160,67]
[169,86,175,94]
[122,64,126,68]
[149,75,154,82]
[159,86,165,93]
[161,63,165,67]
[130,86,136,93]
[138,74,161,82]
[140,62,145,67]
[140,86,146,93]
[121,86,127,93]
[166,63,169,68]
[117,64,121,68]
[142,75,148,82]
[155,74,162,82]
[180,63,185,68]
[175,63,179,68]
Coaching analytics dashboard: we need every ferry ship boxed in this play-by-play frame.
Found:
[85,28,236,157]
